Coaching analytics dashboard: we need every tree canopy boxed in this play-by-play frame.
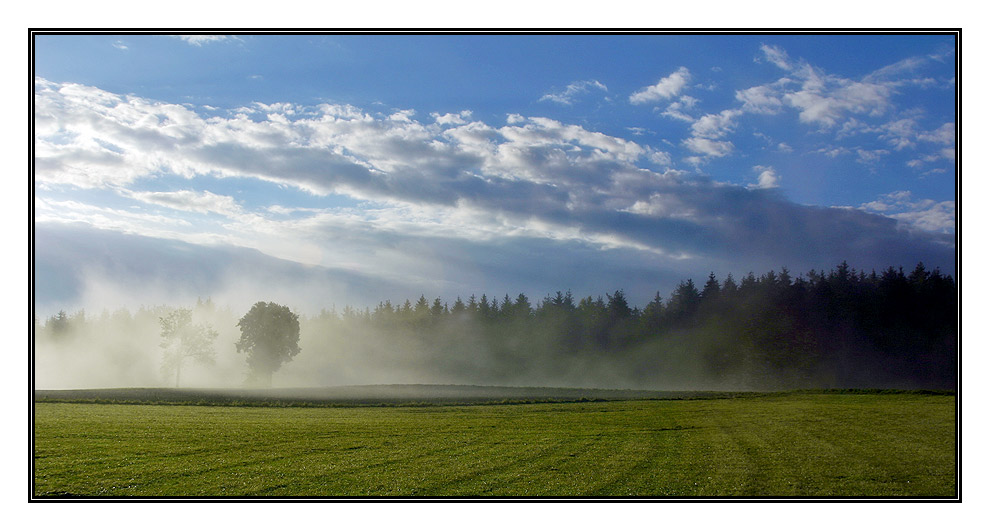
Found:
[236,302,301,387]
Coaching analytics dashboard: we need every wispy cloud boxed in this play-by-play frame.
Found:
[856,148,891,168]
[661,95,698,122]
[35,197,194,238]
[667,41,955,181]
[540,80,608,105]
[782,78,894,128]
[864,55,928,81]
[176,35,234,46]
[860,191,955,233]
[745,44,921,131]
[918,122,955,146]
[125,190,243,217]
[736,85,783,114]
[757,44,793,70]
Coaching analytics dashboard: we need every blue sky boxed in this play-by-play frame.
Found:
[33,33,957,314]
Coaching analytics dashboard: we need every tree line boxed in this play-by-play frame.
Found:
[36,261,957,390]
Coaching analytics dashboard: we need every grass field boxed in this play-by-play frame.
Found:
[33,391,956,497]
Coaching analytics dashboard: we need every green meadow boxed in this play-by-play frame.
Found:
[33,392,956,497]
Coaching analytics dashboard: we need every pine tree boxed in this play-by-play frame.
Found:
[701,272,721,302]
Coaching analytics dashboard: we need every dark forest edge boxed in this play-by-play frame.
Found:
[33,386,955,409]
[37,261,957,391]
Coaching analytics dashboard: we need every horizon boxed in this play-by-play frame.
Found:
[34,257,953,319]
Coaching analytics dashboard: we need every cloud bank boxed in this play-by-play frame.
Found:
[34,77,955,313]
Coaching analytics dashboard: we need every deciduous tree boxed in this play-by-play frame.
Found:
[236,302,301,387]
[159,308,218,387]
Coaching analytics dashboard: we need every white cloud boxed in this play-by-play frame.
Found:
[647,149,673,167]
[736,85,783,114]
[505,113,525,124]
[758,44,792,70]
[682,137,734,158]
[880,118,918,150]
[661,106,694,123]
[814,146,850,159]
[176,35,233,46]
[630,67,691,104]
[35,197,194,239]
[690,109,742,139]
[34,78,672,258]
[856,148,890,166]
[744,45,903,130]
[918,122,955,146]
[34,78,955,299]
[539,80,608,105]
[622,193,696,219]
[780,64,895,128]
[859,191,955,234]
[834,82,894,116]
[661,95,699,122]
[34,80,207,188]
[864,55,936,85]
[388,109,416,122]
[634,42,954,185]
[665,42,924,166]
[782,91,838,126]
[680,109,742,159]
[871,56,926,79]
[749,166,781,189]
[432,111,473,126]
[496,115,648,165]
[125,190,243,217]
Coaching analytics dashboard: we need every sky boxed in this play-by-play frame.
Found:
[32,32,958,315]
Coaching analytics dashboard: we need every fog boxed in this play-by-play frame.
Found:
[34,295,715,392]
[33,234,721,391]
[34,260,956,392]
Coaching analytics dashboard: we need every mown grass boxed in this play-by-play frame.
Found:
[33,393,956,497]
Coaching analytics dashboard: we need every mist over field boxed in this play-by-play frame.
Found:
[35,260,956,392]
[34,294,695,391]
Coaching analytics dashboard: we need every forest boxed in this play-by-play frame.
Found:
[35,261,957,391]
